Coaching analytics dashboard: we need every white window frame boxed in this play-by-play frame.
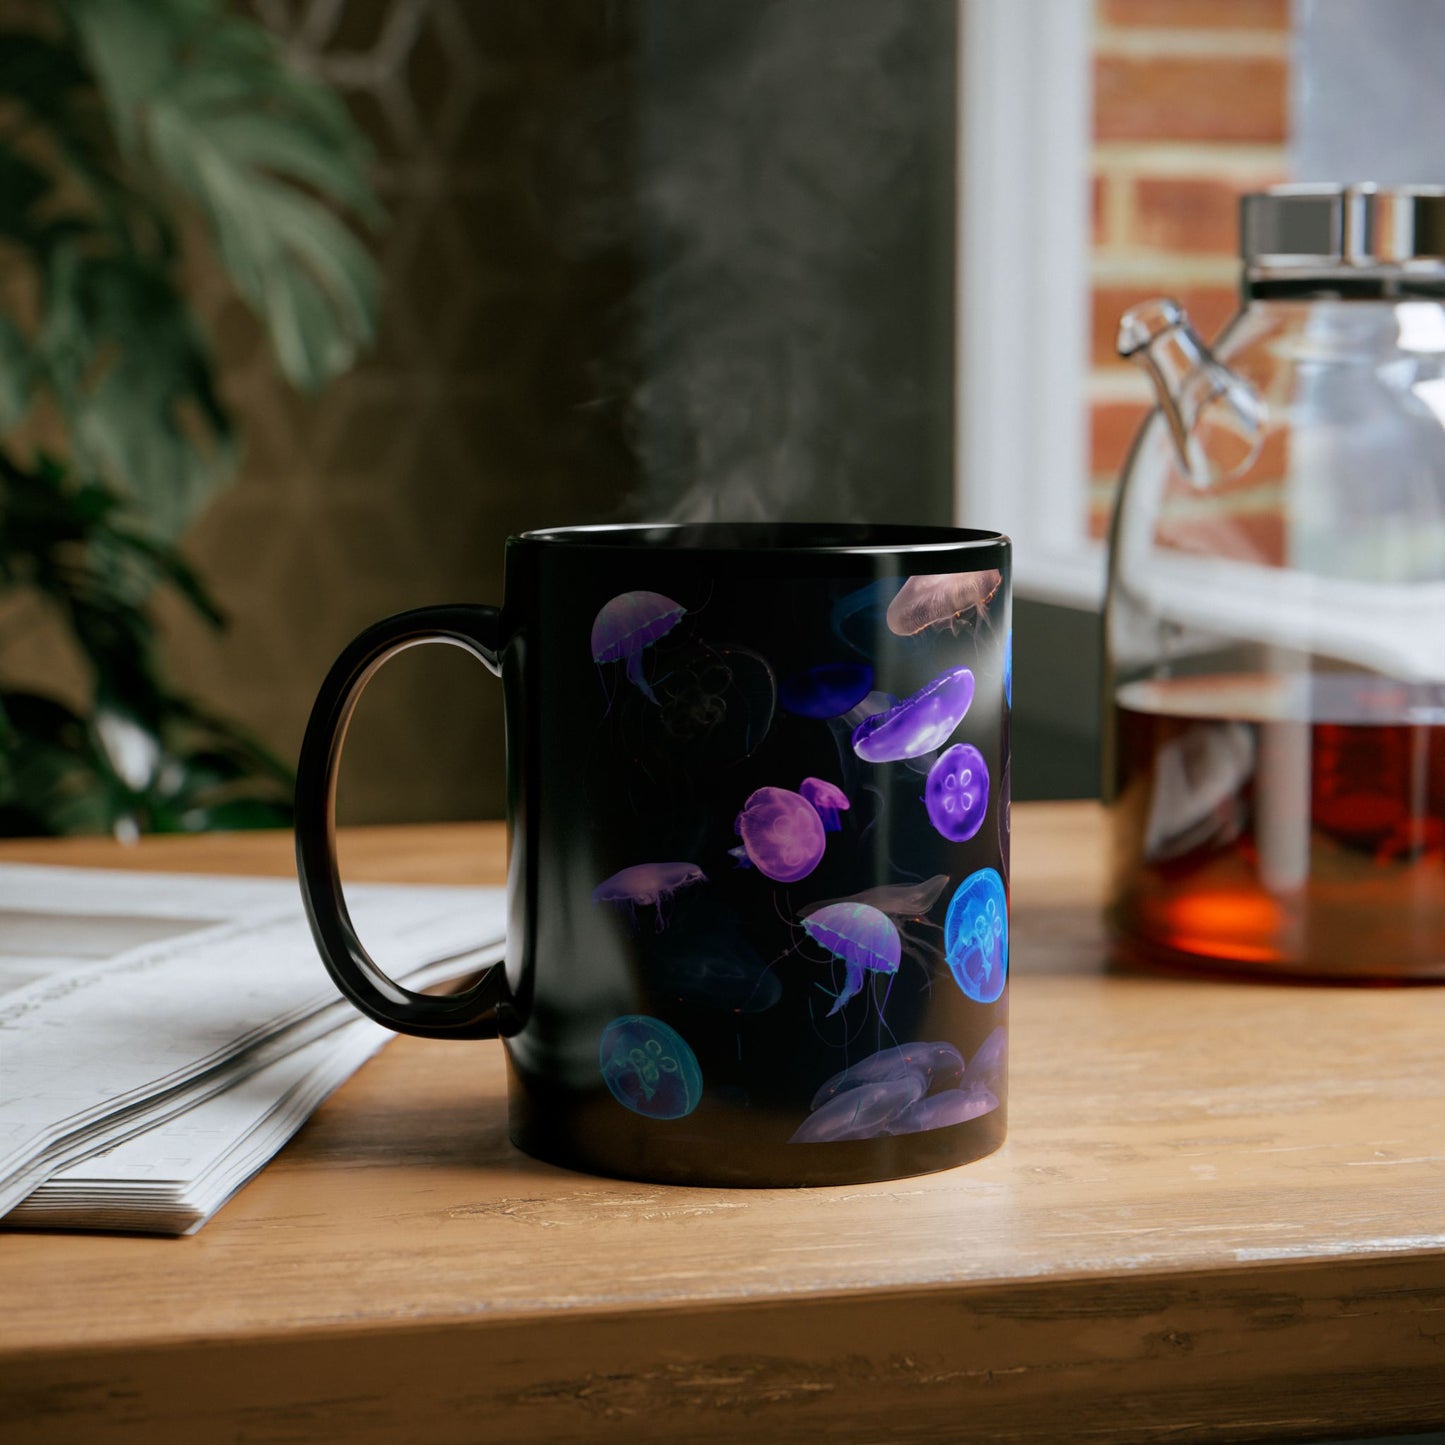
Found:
[956,0,1104,610]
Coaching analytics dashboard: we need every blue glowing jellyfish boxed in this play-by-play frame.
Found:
[798,777,850,832]
[735,786,826,883]
[779,662,875,719]
[801,901,901,1015]
[810,1041,965,1111]
[924,743,990,843]
[590,591,686,703]
[851,666,975,763]
[944,868,1008,1004]
[887,1085,999,1135]
[598,1015,703,1120]
[886,570,1002,637]
[593,861,706,929]
[1004,627,1013,708]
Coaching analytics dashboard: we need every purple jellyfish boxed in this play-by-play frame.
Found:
[734,787,826,883]
[779,662,875,719]
[851,666,975,763]
[886,569,1002,637]
[887,1086,999,1134]
[790,1039,997,1142]
[924,743,990,842]
[810,1041,965,1111]
[798,777,850,832]
[789,1076,925,1143]
[964,1025,1007,1094]
[801,875,949,979]
[590,591,686,703]
[842,690,898,728]
[800,901,901,1015]
[593,861,706,929]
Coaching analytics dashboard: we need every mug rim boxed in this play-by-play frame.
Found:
[514,522,1010,557]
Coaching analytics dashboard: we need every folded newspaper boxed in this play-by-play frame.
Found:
[0,864,505,1235]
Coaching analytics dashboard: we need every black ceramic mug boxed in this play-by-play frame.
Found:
[296,523,1012,1187]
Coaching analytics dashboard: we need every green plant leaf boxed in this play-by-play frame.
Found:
[63,0,382,392]
[0,31,159,256]
[36,248,235,537]
[0,0,360,837]
[0,148,52,246]
[0,315,32,427]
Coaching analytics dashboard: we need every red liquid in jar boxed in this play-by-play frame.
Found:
[1109,675,1445,979]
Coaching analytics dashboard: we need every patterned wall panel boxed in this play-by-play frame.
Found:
[162,0,636,825]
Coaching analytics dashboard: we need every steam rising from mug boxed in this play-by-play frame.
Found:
[551,1,956,524]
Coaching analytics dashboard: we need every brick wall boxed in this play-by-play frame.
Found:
[1088,0,1291,539]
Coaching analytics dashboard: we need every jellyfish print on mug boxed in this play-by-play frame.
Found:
[650,641,777,760]
[798,777,850,832]
[924,744,990,843]
[886,570,1002,638]
[944,867,1008,1004]
[598,1015,703,1120]
[790,1038,999,1142]
[804,875,950,922]
[963,1025,1007,1095]
[801,876,948,978]
[734,786,826,883]
[808,1041,964,1110]
[779,662,875,720]
[800,902,901,1015]
[851,666,975,763]
[998,759,1011,882]
[590,591,686,703]
[592,862,706,929]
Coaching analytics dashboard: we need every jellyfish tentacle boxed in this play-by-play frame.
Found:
[828,959,866,1016]
[625,649,658,704]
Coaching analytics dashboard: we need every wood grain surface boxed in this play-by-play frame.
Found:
[2,804,1443,1444]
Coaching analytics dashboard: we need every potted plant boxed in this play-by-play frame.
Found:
[0,0,379,835]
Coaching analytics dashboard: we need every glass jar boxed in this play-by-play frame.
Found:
[1104,185,1445,980]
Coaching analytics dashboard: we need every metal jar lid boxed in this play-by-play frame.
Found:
[1241,184,1445,270]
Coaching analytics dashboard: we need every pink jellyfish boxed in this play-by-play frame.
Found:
[593,861,706,929]
[798,777,850,832]
[734,787,826,883]
[590,591,686,703]
[886,570,1002,637]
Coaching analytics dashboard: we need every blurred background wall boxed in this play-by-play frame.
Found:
[157,0,958,825]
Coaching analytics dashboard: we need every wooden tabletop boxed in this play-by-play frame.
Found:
[2,803,1443,1444]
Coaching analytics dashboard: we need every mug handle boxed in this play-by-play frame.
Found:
[295,605,511,1040]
